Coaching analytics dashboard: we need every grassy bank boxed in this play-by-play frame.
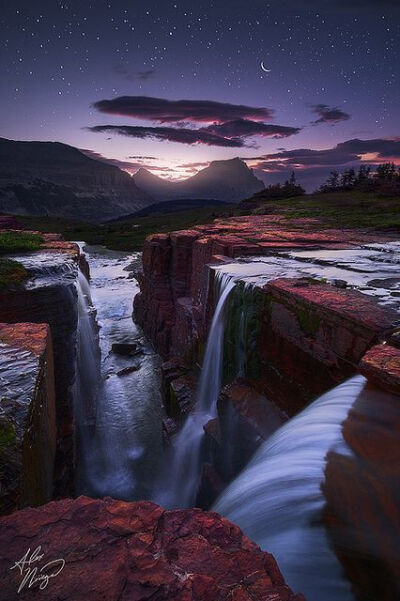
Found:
[253,191,400,231]
[9,191,400,252]
[0,231,43,254]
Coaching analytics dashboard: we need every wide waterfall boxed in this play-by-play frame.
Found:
[152,271,236,508]
[214,375,368,601]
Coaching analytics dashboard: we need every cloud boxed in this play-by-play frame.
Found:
[113,66,156,82]
[128,155,158,160]
[311,104,351,126]
[244,138,400,172]
[176,161,210,169]
[87,124,245,147]
[204,118,301,139]
[92,95,273,124]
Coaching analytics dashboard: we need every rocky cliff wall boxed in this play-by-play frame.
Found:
[323,344,400,601]
[134,216,398,414]
[0,323,56,515]
[0,231,89,498]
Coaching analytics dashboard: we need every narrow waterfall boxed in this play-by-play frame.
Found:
[214,375,367,601]
[153,271,236,509]
[73,270,101,485]
[73,270,101,424]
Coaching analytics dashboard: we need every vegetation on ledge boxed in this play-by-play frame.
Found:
[0,231,43,254]
[252,192,400,231]
[0,259,28,290]
[6,188,400,253]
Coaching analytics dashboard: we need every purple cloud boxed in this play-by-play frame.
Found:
[311,104,351,125]
[92,95,273,124]
[204,118,301,139]
[87,124,244,147]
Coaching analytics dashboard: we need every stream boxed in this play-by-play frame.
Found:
[75,244,163,501]
[71,241,399,601]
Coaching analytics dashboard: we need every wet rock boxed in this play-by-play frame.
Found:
[116,363,141,376]
[0,496,304,601]
[323,381,400,601]
[0,323,56,515]
[254,277,398,414]
[111,342,140,356]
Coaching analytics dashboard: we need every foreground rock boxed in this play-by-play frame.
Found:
[0,496,304,601]
[0,231,90,500]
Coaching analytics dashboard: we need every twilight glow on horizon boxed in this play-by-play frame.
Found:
[1,0,399,189]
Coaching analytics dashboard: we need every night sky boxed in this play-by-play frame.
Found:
[1,0,399,189]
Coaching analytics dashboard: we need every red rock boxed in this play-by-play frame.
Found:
[359,344,400,396]
[0,496,304,601]
[0,323,56,515]
[323,377,400,601]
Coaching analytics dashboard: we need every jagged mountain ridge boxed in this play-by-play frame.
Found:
[0,137,153,222]
[133,158,265,202]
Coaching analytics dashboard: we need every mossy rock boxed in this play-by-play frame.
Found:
[297,308,321,337]
[0,259,28,290]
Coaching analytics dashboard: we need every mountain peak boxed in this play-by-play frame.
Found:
[134,157,264,203]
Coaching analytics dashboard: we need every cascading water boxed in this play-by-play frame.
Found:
[152,271,236,509]
[213,375,368,601]
[73,270,101,425]
[72,269,101,487]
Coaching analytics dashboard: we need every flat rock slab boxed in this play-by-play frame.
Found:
[0,496,304,601]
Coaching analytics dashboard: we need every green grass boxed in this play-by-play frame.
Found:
[0,259,28,290]
[254,191,400,231]
[11,191,400,253]
[0,232,43,255]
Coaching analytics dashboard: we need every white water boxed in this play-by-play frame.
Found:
[152,272,236,508]
[214,375,367,601]
[73,270,101,429]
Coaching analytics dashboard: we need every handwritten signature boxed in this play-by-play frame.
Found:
[10,546,65,594]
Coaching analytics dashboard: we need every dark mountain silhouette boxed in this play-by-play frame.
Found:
[108,198,230,221]
[0,137,153,222]
[133,158,264,202]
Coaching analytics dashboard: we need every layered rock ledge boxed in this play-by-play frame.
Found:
[0,323,56,514]
[0,229,90,505]
[0,496,304,601]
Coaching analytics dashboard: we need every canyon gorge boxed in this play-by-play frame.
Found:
[0,213,399,601]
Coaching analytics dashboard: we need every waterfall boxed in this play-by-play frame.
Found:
[73,270,101,483]
[153,271,236,509]
[214,375,367,601]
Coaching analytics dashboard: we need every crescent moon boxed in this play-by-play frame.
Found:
[260,61,271,73]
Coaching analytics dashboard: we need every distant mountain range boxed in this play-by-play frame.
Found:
[133,158,264,203]
[0,137,151,222]
[0,138,264,222]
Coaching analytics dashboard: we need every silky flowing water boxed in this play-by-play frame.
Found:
[74,244,163,501]
[152,272,236,509]
[64,241,399,601]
